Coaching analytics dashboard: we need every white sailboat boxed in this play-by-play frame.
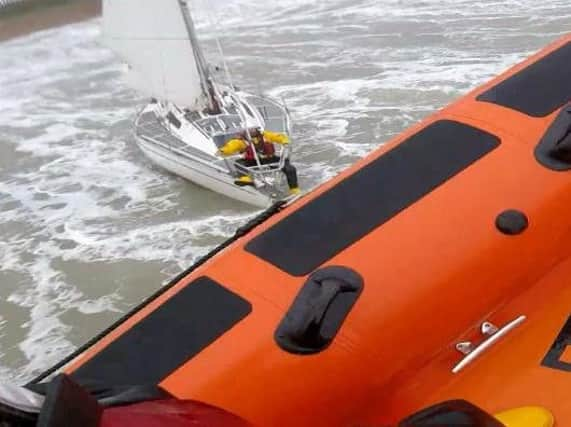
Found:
[102,0,296,207]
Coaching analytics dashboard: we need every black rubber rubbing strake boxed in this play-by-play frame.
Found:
[477,41,571,117]
[495,210,528,235]
[71,277,251,387]
[246,120,500,276]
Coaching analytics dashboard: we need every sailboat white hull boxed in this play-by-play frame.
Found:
[133,90,294,208]
[136,137,273,208]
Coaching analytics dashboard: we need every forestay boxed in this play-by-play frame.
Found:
[102,0,208,110]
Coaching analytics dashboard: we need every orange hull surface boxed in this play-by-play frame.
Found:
[43,34,571,426]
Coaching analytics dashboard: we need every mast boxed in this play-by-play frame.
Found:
[178,0,220,113]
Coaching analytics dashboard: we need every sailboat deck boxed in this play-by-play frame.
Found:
[135,111,225,169]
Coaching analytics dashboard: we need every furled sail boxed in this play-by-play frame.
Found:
[102,0,210,110]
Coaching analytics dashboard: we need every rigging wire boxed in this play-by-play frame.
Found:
[198,0,235,91]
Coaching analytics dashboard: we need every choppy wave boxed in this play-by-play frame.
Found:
[1,0,571,382]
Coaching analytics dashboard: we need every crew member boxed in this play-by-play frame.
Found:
[219,128,300,195]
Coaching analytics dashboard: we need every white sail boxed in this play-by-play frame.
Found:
[102,0,209,110]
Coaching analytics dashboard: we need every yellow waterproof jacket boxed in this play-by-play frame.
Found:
[219,131,289,156]
[262,130,290,145]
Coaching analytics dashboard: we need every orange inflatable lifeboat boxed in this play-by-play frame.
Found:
[12,33,571,427]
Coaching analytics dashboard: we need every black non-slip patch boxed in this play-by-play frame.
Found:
[477,42,571,117]
[246,120,500,276]
[72,277,251,386]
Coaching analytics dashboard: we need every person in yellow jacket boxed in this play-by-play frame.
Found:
[219,128,300,195]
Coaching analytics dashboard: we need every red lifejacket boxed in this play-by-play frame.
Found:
[244,137,275,161]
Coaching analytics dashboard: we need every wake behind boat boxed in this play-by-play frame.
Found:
[103,0,299,207]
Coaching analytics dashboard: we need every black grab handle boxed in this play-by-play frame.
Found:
[535,103,571,171]
[275,266,364,355]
